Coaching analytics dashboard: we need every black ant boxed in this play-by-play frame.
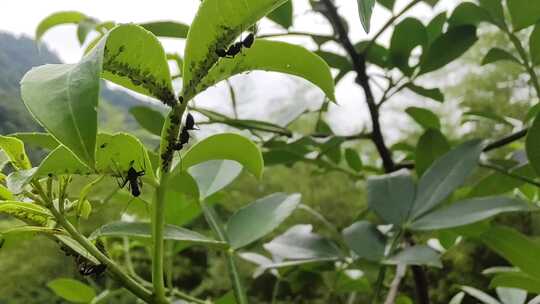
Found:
[173,113,198,151]
[113,159,145,197]
[216,32,255,59]
[59,242,107,276]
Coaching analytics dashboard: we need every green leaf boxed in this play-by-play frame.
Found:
[409,196,530,230]
[415,129,451,177]
[129,106,165,137]
[460,286,500,304]
[100,24,175,105]
[21,40,103,166]
[357,0,375,33]
[90,221,227,248]
[47,278,96,303]
[384,245,442,268]
[482,48,521,65]
[267,1,293,28]
[0,185,14,200]
[447,2,490,28]
[227,193,301,249]
[191,40,335,102]
[496,288,526,304]
[378,0,396,11]
[77,18,98,45]
[405,107,441,130]
[182,133,264,179]
[405,83,444,102]
[526,111,540,177]
[507,0,540,31]
[216,292,237,304]
[6,168,38,194]
[0,226,62,249]
[345,148,363,171]
[182,0,289,100]
[419,25,478,75]
[9,132,60,150]
[196,108,292,136]
[263,224,341,260]
[95,133,155,179]
[491,272,540,293]
[355,41,391,68]
[188,160,243,200]
[36,11,87,42]
[35,146,92,178]
[0,201,54,227]
[426,12,447,44]
[479,0,507,28]
[367,170,415,226]
[315,50,353,79]
[0,136,31,170]
[0,150,9,171]
[463,110,514,126]
[530,23,540,66]
[411,140,484,220]
[343,221,386,261]
[468,165,531,197]
[163,184,201,226]
[140,21,190,38]
[389,18,428,75]
[55,235,99,264]
[482,226,540,278]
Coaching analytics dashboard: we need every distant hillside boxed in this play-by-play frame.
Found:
[0,32,161,137]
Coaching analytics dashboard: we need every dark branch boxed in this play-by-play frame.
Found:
[317,1,429,303]
[483,128,528,152]
[319,0,395,173]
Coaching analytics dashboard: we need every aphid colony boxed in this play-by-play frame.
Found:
[216,32,254,58]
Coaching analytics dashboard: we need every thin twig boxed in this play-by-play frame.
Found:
[320,0,395,172]
[383,265,406,304]
[480,162,540,188]
[483,128,528,152]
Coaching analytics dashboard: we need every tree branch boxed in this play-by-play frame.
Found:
[319,0,395,173]
[483,128,528,152]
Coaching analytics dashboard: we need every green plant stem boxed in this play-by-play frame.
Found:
[199,201,248,304]
[506,31,540,98]
[171,289,210,304]
[271,279,281,304]
[370,229,403,304]
[153,99,188,303]
[48,206,153,302]
[166,241,174,293]
[226,251,249,304]
[152,171,170,303]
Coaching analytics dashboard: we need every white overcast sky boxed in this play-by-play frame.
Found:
[0,0,458,139]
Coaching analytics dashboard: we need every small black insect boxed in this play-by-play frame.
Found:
[226,42,243,57]
[115,160,145,197]
[216,48,228,58]
[124,163,145,197]
[242,33,255,48]
[185,113,198,130]
[76,255,106,276]
[59,243,107,276]
[173,113,197,151]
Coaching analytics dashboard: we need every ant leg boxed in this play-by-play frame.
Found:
[111,158,128,188]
